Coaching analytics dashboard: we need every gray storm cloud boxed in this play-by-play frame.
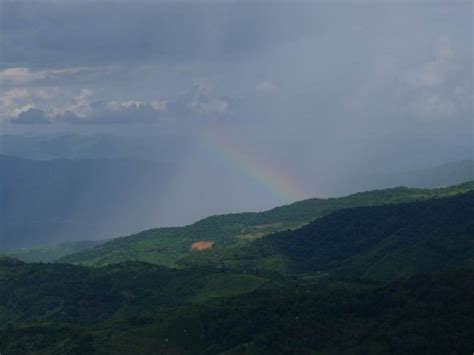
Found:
[0,1,472,229]
[14,108,50,124]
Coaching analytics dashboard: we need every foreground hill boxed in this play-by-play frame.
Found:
[198,270,474,354]
[60,181,474,267]
[185,191,474,280]
[0,258,472,354]
[0,258,278,353]
[0,259,273,326]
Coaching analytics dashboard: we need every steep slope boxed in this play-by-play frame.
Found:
[61,181,474,267]
[192,191,474,280]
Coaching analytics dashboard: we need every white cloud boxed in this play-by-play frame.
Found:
[2,86,154,124]
[343,36,471,123]
[0,68,41,83]
[61,100,162,124]
[435,36,454,60]
[256,80,279,94]
[150,99,168,111]
[411,93,456,118]
[9,104,36,118]
[0,66,117,84]
[403,36,471,120]
[106,100,145,111]
[67,89,95,117]
[0,87,59,117]
[404,37,455,89]
[13,108,50,124]
[168,82,231,118]
[190,96,229,115]
[3,80,233,125]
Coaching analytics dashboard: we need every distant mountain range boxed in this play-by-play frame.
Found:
[1,140,472,251]
[1,240,104,263]
[0,134,191,162]
[2,133,472,193]
[0,155,174,249]
[331,160,474,195]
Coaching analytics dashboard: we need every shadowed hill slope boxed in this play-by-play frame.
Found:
[186,191,474,280]
[0,261,472,354]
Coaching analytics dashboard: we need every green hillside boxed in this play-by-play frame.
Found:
[0,258,278,354]
[60,181,474,267]
[0,260,274,326]
[197,270,474,354]
[0,258,472,354]
[184,191,474,280]
[1,182,473,353]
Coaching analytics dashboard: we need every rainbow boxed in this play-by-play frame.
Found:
[201,126,307,202]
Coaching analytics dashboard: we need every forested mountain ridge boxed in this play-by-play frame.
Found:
[183,190,474,280]
[0,182,473,354]
[0,259,472,354]
[60,181,474,267]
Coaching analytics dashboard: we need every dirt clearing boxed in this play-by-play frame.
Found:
[191,241,214,251]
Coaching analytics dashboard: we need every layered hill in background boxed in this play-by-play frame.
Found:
[332,159,474,195]
[0,134,190,162]
[2,135,472,191]
[58,181,474,269]
[1,135,472,252]
[0,240,104,263]
[0,155,174,249]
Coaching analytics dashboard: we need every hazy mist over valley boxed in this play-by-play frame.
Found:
[1,133,472,249]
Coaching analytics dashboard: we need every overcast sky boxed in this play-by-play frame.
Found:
[0,1,472,219]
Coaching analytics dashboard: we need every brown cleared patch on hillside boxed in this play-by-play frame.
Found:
[191,241,214,251]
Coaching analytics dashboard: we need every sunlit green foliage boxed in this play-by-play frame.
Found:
[1,182,473,354]
[181,191,474,280]
[60,181,474,267]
